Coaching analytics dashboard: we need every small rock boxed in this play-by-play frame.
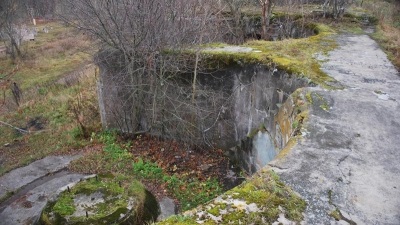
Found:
[158,197,176,221]
[199,164,212,171]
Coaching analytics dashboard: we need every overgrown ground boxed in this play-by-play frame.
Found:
[0,22,98,175]
[0,0,399,220]
[68,131,233,211]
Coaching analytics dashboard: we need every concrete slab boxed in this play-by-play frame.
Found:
[0,173,88,225]
[271,34,400,224]
[0,155,80,200]
[203,46,255,53]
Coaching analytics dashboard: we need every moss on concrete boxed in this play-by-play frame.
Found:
[40,174,157,225]
[201,23,338,88]
[157,170,306,225]
[52,194,76,216]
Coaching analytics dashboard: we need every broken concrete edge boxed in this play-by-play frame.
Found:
[156,169,306,225]
[48,174,97,201]
[156,88,314,225]
[40,174,159,225]
[198,23,339,89]
[0,168,68,206]
[36,174,97,224]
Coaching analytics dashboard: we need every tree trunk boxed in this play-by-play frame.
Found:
[260,0,272,40]
[261,2,267,40]
[10,38,22,59]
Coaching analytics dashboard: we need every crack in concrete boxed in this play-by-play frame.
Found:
[337,154,351,184]
[328,190,357,225]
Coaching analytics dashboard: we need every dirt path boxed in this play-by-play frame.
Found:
[271,34,400,224]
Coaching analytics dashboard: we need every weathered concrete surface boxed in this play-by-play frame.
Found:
[0,155,86,225]
[271,35,400,224]
[0,174,87,225]
[0,155,80,200]
[157,197,176,221]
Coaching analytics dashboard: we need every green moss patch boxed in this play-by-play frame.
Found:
[158,170,306,225]
[41,174,158,225]
[201,23,337,88]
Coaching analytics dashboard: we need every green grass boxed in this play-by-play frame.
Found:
[157,170,306,225]
[52,193,76,216]
[356,0,400,68]
[70,131,224,211]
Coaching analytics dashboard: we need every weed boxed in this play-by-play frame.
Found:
[132,158,163,179]
[99,130,119,144]
[52,194,75,216]
[306,91,313,103]
[70,126,84,139]
[320,102,329,111]
[131,158,223,211]
[165,176,222,211]
[292,120,299,129]
[157,170,306,224]
[163,175,180,187]
[37,87,48,95]
[329,209,341,221]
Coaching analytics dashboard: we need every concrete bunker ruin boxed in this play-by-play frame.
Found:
[97,49,310,174]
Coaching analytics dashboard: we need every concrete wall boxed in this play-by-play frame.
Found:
[98,63,308,173]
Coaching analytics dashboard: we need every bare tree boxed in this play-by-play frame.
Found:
[323,0,348,19]
[259,0,274,40]
[26,0,57,18]
[0,0,29,60]
[222,0,249,43]
[59,0,228,146]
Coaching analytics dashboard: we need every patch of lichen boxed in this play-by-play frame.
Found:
[310,92,330,112]
[202,23,337,88]
[247,124,267,138]
[329,209,342,221]
[158,170,306,224]
[157,215,199,225]
[230,171,306,222]
[207,203,227,216]
[274,88,311,161]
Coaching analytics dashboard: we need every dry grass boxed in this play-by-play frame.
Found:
[359,0,400,69]
[0,22,93,88]
[0,22,100,176]
[373,22,400,68]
